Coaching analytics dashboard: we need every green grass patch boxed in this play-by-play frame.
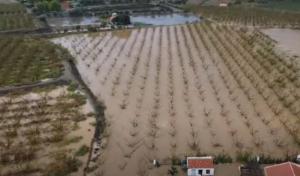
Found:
[61,136,83,146]
[259,0,300,12]
[75,145,90,156]
[0,37,65,87]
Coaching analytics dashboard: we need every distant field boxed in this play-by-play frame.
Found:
[0,3,35,31]
[0,0,17,3]
[185,5,300,27]
[258,1,300,12]
[187,0,219,5]
[0,38,65,87]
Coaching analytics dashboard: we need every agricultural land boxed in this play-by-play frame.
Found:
[0,0,299,175]
[53,22,300,175]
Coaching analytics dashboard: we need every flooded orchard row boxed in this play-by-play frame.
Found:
[53,23,300,176]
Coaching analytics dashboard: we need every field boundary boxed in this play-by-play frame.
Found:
[0,77,68,95]
[66,59,106,175]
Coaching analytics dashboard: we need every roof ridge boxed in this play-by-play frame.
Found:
[290,162,300,167]
[264,162,291,169]
[289,162,295,176]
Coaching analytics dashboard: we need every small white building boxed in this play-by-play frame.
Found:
[219,0,229,7]
[187,156,214,176]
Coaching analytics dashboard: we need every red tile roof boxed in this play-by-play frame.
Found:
[188,157,214,169]
[291,163,300,176]
[264,162,300,176]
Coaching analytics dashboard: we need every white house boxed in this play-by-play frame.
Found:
[219,0,229,7]
[187,156,214,176]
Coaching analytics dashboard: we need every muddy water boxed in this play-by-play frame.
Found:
[262,28,300,57]
[52,25,299,176]
[131,13,200,25]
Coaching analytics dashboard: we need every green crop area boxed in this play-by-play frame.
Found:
[185,5,300,27]
[0,37,65,87]
[259,0,300,12]
[0,3,35,31]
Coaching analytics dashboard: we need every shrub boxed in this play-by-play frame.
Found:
[236,152,254,163]
[171,156,181,165]
[67,82,78,92]
[168,166,178,176]
[69,93,87,106]
[214,153,233,164]
[75,145,90,157]
[45,154,81,176]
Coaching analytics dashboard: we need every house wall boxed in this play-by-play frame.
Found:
[219,3,228,6]
[187,168,214,176]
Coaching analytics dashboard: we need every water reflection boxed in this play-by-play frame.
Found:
[47,16,101,27]
[131,13,200,25]
[47,13,200,27]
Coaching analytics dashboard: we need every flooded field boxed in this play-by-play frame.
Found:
[53,23,300,176]
[0,86,95,176]
[262,28,300,57]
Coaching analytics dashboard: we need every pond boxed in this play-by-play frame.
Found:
[131,13,200,26]
[47,13,200,27]
[47,16,101,27]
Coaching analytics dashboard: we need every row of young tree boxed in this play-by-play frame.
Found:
[0,89,88,176]
[54,24,299,174]
[186,6,300,28]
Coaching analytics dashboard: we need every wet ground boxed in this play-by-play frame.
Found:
[53,23,299,176]
[262,28,300,57]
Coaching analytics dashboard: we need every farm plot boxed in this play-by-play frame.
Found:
[0,37,65,87]
[262,28,300,57]
[185,6,300,28]
[53,23,300,176]
[0,3,35,31]
[0,86,95,176]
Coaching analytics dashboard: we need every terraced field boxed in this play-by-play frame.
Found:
[53,23,300,175]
